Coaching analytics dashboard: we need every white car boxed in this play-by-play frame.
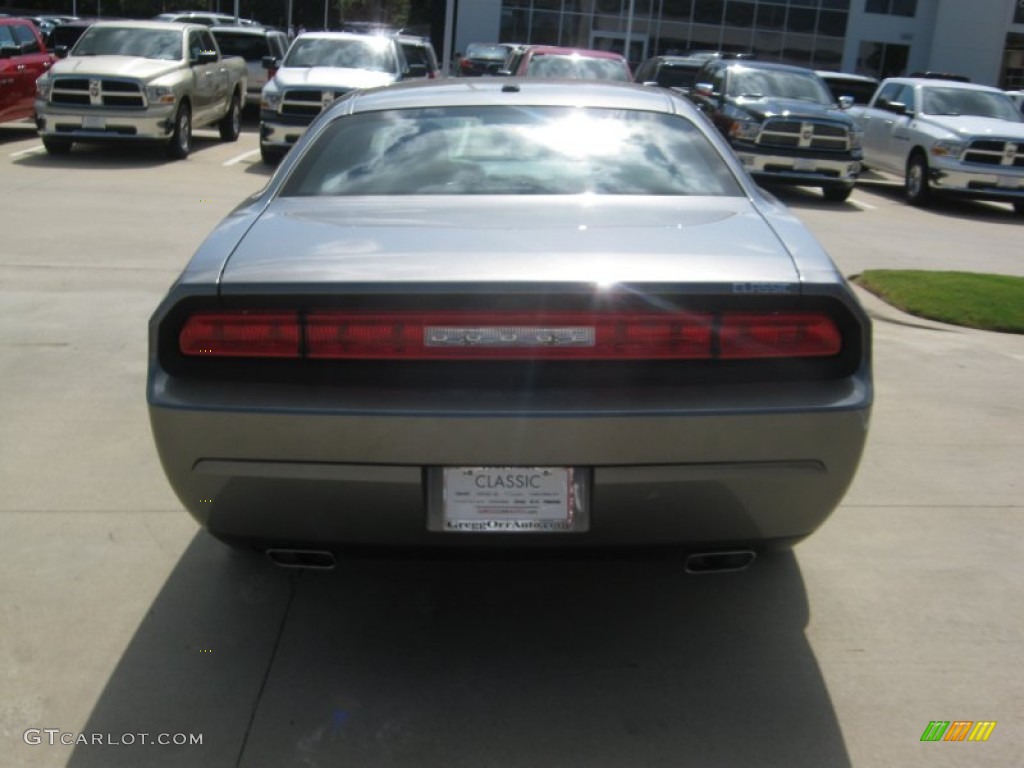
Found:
[850,77,1024,213]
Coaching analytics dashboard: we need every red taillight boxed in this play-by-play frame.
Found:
[306,312,714,360]
[179,312,300,358]
[176,310,842,361]
[719,313,842,359]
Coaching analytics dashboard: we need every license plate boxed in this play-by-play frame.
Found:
[793,159,816,172]
[996,176,1018,189]
[82,116,105,130]
[428,467,589,533]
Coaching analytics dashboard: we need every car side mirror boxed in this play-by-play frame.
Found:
[0,44,18,59]
[54,45,69,59]
[197,50,219,65]
[838,95,854,110]
[880,99,910,116]
[262,55,280,70]
[694,82,720,101]
[641,80,660,88]
[404,63,427,79]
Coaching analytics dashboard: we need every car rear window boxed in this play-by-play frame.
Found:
[212,32,268,61]
[283,36,396,72]
[281,106,743,197]
[525,54,630,82]
[73,27,182,60]
[921,87,1022,121]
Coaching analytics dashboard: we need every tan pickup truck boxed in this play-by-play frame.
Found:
[34,20,247,159]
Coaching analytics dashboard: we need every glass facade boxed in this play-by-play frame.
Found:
[499,0,850,69]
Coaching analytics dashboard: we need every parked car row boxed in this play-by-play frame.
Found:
[10,18,1024,214]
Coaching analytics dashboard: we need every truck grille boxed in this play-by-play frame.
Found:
[758,119,850,152]
[963,139,1024,168]
[280,89,350,121]
[50,77,145,109]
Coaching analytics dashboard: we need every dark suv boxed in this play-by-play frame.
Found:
[690,59,863,202]
[634,55,711,95]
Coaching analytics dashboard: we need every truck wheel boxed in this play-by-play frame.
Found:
[822,185,853,203]
[219,92,241,142]
[260,143,284,165]
[166,103,192,160]
[905,153,930,206]
[42,137,72,155]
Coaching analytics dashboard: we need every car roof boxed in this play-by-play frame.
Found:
[816,70,878,83]
[90,20,194,32]
[336,78,681,114]
[646,55,707,66]
[210,25,282,36]
[525,45,627,61]
[293,31,393,43]
[708,60,817,75]
[883,77,1004,93]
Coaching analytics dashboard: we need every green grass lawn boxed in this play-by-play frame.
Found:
[853,270,1024,334]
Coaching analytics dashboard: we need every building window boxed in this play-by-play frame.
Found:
[865,0,916,17]
[693,0,725,25]
[858,40,909,78]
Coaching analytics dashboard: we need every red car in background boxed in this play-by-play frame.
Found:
[506,45,631,82]
[0,17,55,123]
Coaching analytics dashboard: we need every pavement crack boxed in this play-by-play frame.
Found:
[235,569,300,768]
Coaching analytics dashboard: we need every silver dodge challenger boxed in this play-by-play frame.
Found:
[148,79,872,570]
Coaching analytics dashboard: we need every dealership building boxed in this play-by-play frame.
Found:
[452,0,1024,89]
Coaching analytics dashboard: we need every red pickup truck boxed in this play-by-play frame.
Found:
[0,18,55,123]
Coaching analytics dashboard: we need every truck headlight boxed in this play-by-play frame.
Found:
[931,140,965,159]
[36,78,51,100]
[729,119,761,142]
[261,90,282,112]
[145,86,176,105]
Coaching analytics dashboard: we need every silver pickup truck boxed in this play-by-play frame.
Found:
[850,77,1024,214]
[35,20,247,159]
[259,32,427,164]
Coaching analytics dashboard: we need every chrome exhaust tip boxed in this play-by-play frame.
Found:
[265,548,336,570]
[684,550,756,574]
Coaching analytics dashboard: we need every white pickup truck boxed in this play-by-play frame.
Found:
[259,32,431,164]
[35,20,247,159]
[849,77,1024,214]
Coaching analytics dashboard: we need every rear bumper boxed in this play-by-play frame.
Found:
[148,377,871,549]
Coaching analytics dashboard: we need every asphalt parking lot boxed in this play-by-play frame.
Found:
[1,118,1021,768]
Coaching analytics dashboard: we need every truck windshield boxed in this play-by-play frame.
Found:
[283,37,395,72]
[728,69,833,105]
[921,87,1022,121]
[73,27,182,60]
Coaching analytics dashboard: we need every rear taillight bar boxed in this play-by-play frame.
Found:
[178,310,842,361]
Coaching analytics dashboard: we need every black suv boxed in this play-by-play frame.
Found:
[634,55,708,95]
[690,60,863,202]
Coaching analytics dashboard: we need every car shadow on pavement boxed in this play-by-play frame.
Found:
[12,135,230,170]
[68,534,850,768]
[854,179,1022,224]
[764,185,863,212]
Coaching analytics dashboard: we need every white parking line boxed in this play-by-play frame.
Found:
[223,149,260,167]
[9,145,45,158]
[849,198,877,211]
